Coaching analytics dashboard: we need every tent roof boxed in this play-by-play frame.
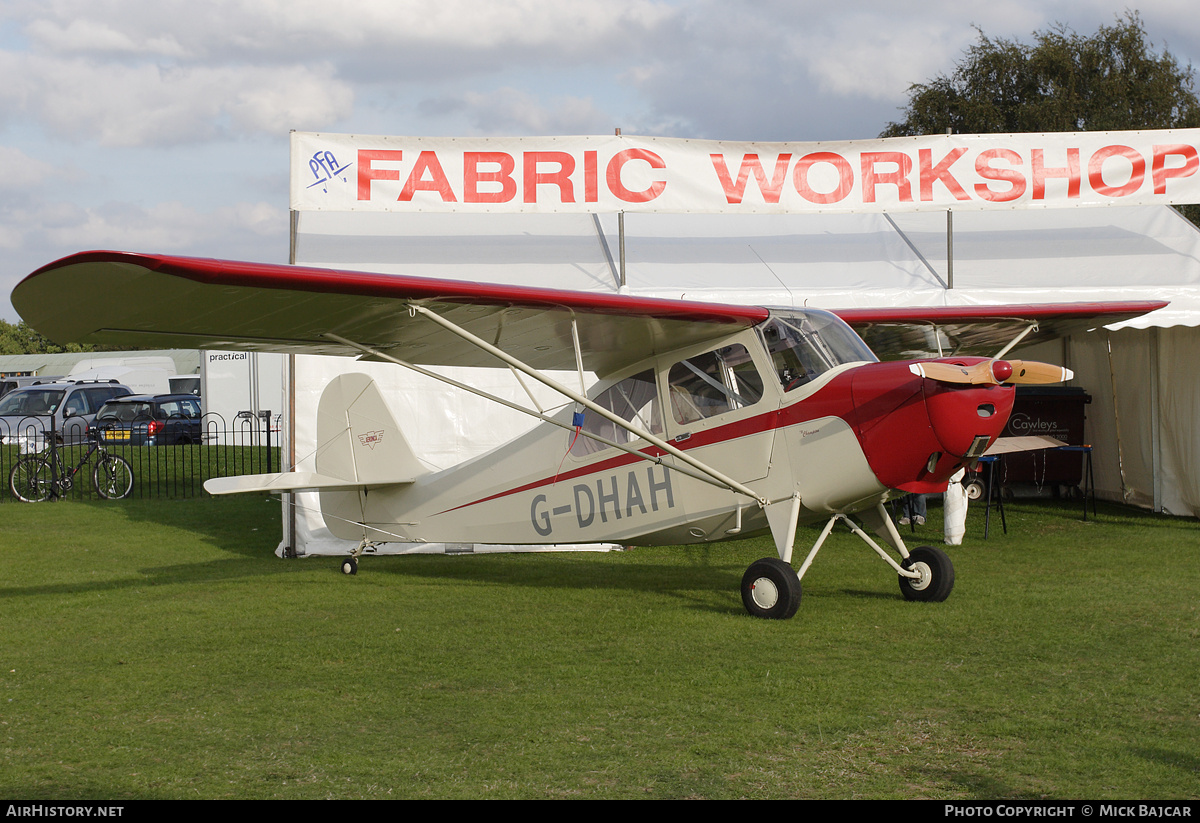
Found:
[293,205,1200,331]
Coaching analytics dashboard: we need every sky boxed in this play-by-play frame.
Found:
[3,0,1200,320]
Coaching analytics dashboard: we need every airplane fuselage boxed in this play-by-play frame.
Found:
[319,311,1014,548]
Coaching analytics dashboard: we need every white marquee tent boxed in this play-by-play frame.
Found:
[281,203,1200,556]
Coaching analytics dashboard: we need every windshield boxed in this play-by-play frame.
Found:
[758,309,877,391]
[0,388,64,416]
[97,402,154,423]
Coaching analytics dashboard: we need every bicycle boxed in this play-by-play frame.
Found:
[9,431,134,502]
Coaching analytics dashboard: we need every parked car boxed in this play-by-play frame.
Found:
[1,375,64,399]
[0,379,133,448]
[93,394,204,446]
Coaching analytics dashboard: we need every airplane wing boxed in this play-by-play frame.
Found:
[834,302,1168,359]
[13,251,769,378]
[14,251,1167,374]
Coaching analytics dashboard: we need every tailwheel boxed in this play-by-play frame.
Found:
[341,556,358,576]
[898,546,955,602]
[741,557,802,620]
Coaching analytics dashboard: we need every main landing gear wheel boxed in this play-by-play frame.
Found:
[741,557,802,620]
[898,546,955,602]
[341,557,358,575]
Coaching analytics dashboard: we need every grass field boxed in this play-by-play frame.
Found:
[0,494,1197,799]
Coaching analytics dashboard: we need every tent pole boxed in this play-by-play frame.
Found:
[285,207,298,556]
[618,210,627,289]
[946,208,954,289]
[1106,331,1130,502]
[1151,327,1162,512]
[945,129,954,291]
[616,126,627,291]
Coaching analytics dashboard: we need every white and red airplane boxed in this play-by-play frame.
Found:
[12,251,1165,619]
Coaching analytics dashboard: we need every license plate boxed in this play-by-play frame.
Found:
[105,430,131,441]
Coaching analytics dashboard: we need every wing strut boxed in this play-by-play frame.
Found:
[403,305,769,507]
[994,322,1038,360]
[323,333,748,495]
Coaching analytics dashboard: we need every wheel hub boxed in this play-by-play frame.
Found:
[749,577,780,609]
[907,561,932,591]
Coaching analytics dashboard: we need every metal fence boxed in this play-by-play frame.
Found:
[1,412,280,503]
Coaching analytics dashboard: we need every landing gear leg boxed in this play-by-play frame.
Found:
[768,502,956,614]
[740,494,804,619]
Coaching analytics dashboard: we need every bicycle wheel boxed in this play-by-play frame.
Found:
[93,455,133,500]
[10,456,55,503]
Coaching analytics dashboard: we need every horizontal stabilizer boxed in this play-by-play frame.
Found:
[205,373,427,498]
[204,471,419,496]
[984,435,1069,455]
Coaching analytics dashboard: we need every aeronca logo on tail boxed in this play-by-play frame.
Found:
[357,430,385,449]
[530,465,675,537]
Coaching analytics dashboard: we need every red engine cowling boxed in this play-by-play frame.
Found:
[848,360,1015,493]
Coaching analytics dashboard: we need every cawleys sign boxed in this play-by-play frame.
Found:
[529,465,675,537]
[291,130,1200,215]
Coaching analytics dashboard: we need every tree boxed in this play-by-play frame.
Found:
[0,319,96,356]
[880,12,1200,224]
[881,12,1200,137]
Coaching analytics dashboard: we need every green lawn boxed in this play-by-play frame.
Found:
[0,495,1196,799]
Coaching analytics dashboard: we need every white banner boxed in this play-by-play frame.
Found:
[291,130,1200,215]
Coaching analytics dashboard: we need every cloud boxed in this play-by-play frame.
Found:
[23,15,187,58]
[2,0,682,146]
[0,197,289,318]
[609,0,1195,140]
[0,52,353,146]
[17,0,680,69]
[37,200,284,250]
[421,87,616,135]
[0,145,78,190]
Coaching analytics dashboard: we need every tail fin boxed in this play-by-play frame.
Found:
[315,372,425,484]
[205,373,426,495]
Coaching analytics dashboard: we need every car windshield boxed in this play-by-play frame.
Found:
[0,389,64,416]
[97,402,155,423]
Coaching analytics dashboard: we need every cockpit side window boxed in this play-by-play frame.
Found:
[571,369,662,457]
[667,344,763,425]
[759,311,877,392]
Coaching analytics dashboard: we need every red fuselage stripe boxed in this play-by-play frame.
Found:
[435,397,826,516]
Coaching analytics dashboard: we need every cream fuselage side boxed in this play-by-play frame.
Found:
[318,327,886,547]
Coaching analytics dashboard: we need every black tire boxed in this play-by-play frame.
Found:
[741,557,802,619]
[93,455,133,500]
[10,457,54,503]
[898,546,955,602]
[965,480,985,500]
[341,557,358,575]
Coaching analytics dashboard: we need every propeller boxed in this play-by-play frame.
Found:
[909,359,1073,386]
